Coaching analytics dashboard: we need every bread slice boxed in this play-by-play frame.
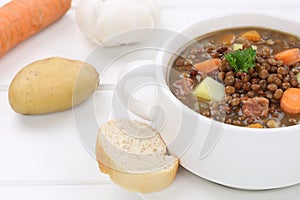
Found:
[96,120,179,193]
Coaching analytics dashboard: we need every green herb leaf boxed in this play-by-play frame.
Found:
[224,47,256,72]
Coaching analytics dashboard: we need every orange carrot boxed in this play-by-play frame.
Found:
[194,58,221,74]
[280,88,300,114]
[274,48,300,66]
[248,123,263,128]
[240,30,261,42]
[217,33,236,45]
[0,0,71,57]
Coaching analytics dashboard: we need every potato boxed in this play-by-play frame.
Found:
[296,72,300,83]
[193,77,225,101]
[232,43,243,51]
[8,57,99,115]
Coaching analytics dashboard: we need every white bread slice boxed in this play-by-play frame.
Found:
[96,120,179,193]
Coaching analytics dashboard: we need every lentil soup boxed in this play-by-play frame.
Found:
[169,27,300,128]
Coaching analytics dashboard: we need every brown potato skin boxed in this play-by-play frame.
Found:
[8,57,99,115]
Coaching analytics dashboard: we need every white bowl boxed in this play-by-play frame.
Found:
[117,13,300,190]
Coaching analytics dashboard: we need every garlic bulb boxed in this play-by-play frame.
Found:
[75,0,160,46]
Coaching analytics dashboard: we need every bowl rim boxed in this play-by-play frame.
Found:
[156,12,300,134]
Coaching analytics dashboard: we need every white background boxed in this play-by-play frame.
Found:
[0,0,300,199]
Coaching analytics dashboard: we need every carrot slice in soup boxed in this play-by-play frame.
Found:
[280,88,300,114]
[194,58,221,74]
[217,33,236,45]
[274,48,300,66]
[240,30,261,42]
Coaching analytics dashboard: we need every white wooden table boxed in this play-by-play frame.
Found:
[1,0,300,199]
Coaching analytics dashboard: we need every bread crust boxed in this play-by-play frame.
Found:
[97,159,178,193]
[95,120,179,193]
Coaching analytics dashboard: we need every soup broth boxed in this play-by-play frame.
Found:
[169,27,300,128]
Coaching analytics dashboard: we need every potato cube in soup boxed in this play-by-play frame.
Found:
[194,77,225,101]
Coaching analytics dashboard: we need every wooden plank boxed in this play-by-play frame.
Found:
[71,0,300,8]
[0,10,96,86]
[158,0,299,7]
[0,91,112,184]
[0,185,139,200]
[2,5,300,86]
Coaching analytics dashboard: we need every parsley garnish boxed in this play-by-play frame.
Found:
[224,47,256,72]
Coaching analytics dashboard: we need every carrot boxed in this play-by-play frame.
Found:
[217,33,236,45]
[274,48,300,66]
[240,30,261,42]
[194,58,221,74]
[0,0,71,57]
[280,88,300,114]
[248,123,263,128]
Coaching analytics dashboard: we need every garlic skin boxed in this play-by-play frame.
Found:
[75,0,160,46]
